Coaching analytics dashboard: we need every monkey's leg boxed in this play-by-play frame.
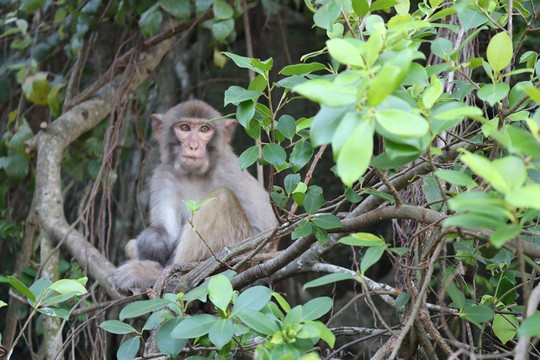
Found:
[173,188,253,264]
[135,226,177,265]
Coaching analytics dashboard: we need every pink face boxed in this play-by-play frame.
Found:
[173,119,215,170]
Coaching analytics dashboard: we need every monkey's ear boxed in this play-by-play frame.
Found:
[223,119,237,144]
[151,114,164,140]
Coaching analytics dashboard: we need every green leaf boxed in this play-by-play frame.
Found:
[312,214,341,229]
[518,311,540,337]
[368,66,402,107]
[313,0,341,30]
[375,110,429,138]
[422,75,443,108]
[487,32,513,73]
[8,276,35,302]
[262,143,287,168]
[431,38,453,59]
[232,286,273,314]
[302,297,333,321]
[224,86,263,106]
[49,278,87,296]
[251,58,273,72]
[290,140,313,172]
[395,293,411,308]
[159,0,190,20]
[172,314,217,338]
[22,72,50,105]
[209,319,234,349]
[284,174,301,194]
[298,320,336,347]
[339,232,384,247]
[236,100,255,128]
[291,220,314,240]
[0,300,7,308]
[222,52,264,75]
[361,245,386,274]
[337,118,374,186]
[280,62,326,75]
[460,151,508,193]
[352,0,369,17]
[294,79,357,107]
[326,39,364,67]
[278,115,296,140]
[505,184,540,210]
[493,314,518,345]
[304,186,324,215]
[138,7,162,38]
[19,0,45,13]
[489,224,521,248]
[239,145,259,170]
[213,0,233,19]
[237,310,280,336]
[117,337,140,360]
[143,310,170,330]
[303,273,356,290]
[477,83,509,106]
[492,156,526,191]
[208,274,233,312]
[119,299,173,321]
[460,305,494,328]
[212,19,234,43]
[272,292,291,314]
[157,318,188,356]
[37,307,70,319]
[99,320,137,335]
[433,104,482,120]
[435,169,476,188]
[506,126,540,160]
[458,9,488,32]
[443,213,502,229]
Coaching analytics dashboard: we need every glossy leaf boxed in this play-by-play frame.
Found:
[232,286,272,314]
[208,274,233,312]
[487,32,513,72]
[361,245,386,274]
[171,314,217,338]
[302,297,333,321]
[239,145,259,170]
[303,273,356,290]
[99,320,137,335]
[262,143,287,168]
[237,310,280,336]
[119,299,173,321]
[336,118,374,186]
[157,318,188,355]
[209,319,234,349]
[117,337,140,360]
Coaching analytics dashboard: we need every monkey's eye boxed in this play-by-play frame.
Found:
[200,125,211,133]
[176,124,190,131]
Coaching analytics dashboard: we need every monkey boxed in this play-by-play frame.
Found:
[113,100,277,295]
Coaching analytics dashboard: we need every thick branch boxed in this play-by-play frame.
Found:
[34,30,175,299]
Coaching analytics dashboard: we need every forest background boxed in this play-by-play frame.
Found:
[2,0,540,358]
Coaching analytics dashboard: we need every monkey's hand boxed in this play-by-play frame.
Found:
[112,260,163,296]
[135,226,177,265]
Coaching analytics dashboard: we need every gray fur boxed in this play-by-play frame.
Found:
[113,100,277,295]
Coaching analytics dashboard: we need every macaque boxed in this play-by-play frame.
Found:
[113,100,277,294]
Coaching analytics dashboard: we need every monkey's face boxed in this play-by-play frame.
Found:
[171,118,215,174]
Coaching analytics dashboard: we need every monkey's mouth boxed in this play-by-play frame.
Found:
[181,155,206,164]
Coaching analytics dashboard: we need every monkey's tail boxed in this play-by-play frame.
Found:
[113,260,163,295]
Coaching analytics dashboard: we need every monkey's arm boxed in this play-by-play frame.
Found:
[136,167,185,265]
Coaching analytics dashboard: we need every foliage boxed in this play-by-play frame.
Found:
[100,272,334,358]
[1,0,540,357]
